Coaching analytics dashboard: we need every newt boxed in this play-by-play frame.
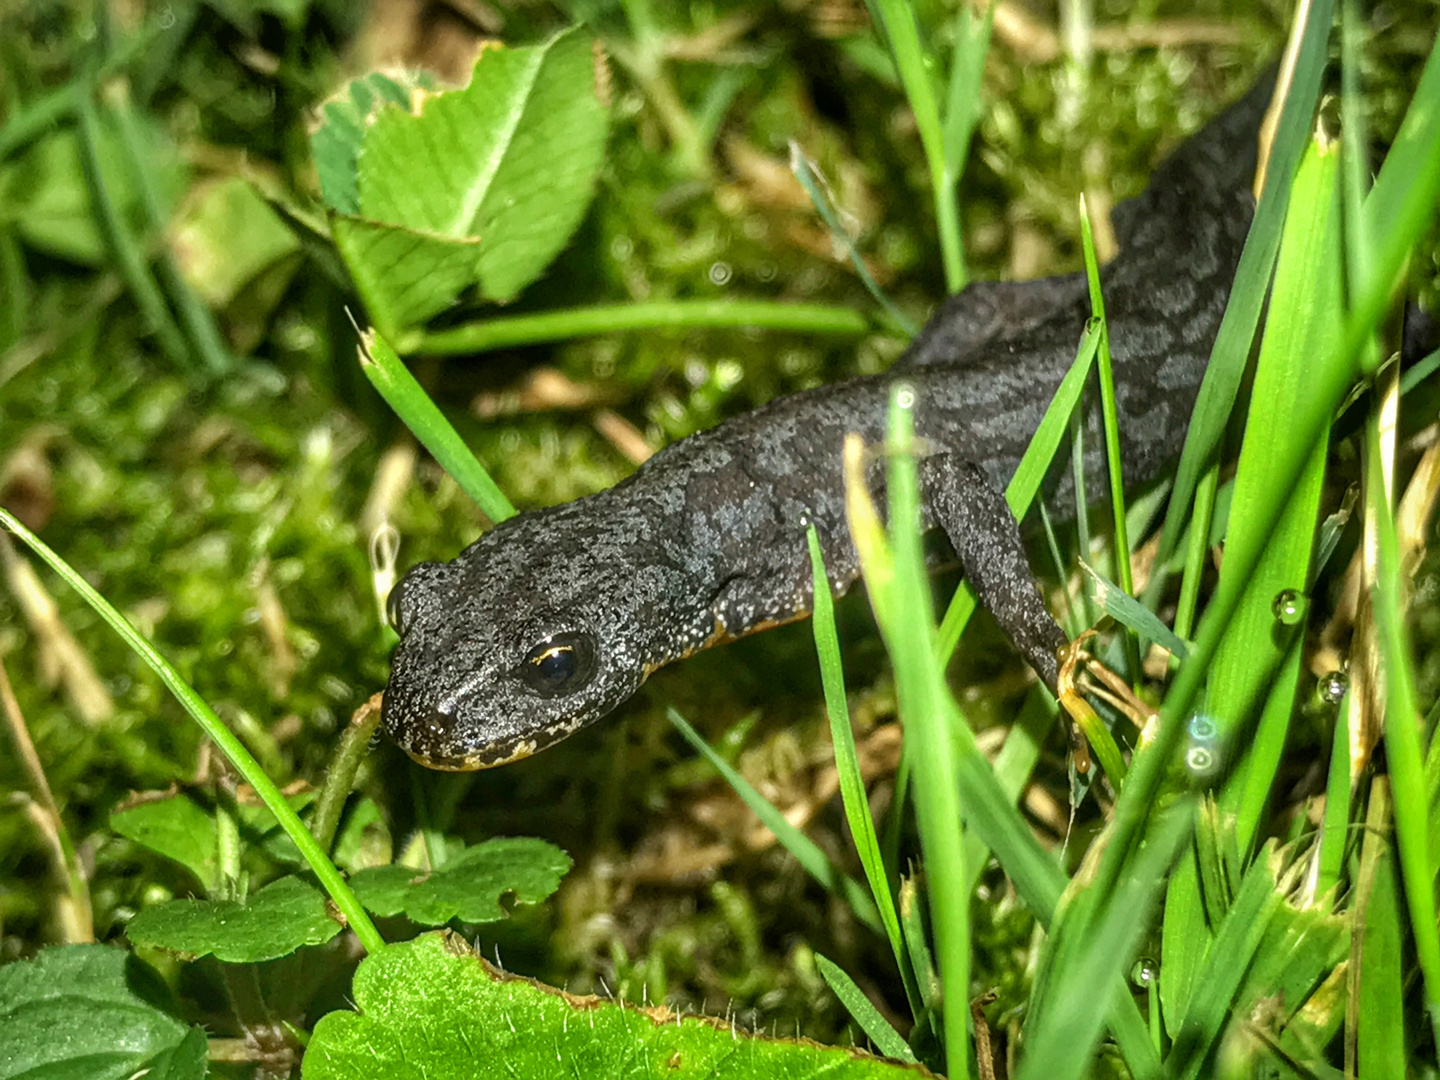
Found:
[382,74,1274,770]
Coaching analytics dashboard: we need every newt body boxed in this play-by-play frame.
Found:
[383,75,1271,770]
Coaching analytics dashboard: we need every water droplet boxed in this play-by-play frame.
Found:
[708,261,733,286]
[1318,670,1348,705]
[1187,714,1217,742]
[1186,745,1216,776]
[1272,589,1307,625]
[895,385,916,410]
[1130,957,1159,988]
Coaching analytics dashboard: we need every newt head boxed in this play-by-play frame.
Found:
[380,516,653,770]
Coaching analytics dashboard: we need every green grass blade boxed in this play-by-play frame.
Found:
[415,299,871,355]
[937,321,1101,662]
[868,0,964,292]
[806,526,919,1014]
[1158,7,1332,560]
[1211,136,1339,859]
[872,385,970,1077]
[1015,800,1192,1080]
[814,953,918,1062]
[791,148,917,338]
[665,707,883,934]
[940,3,992,184]
[1355,780,1406,1079]
[1081,562,1189,659]
[1079,197,1134,605]
[75,96,190,372]
[0,508,385,955]
[1368,415,1440,1046]
[1315,684,1351,900]
[1165,844,1283,1080]
[357,327,516,523]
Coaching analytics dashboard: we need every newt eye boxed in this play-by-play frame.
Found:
[518,632,596,697]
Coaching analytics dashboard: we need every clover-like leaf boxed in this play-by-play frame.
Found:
[126,876,343,963]
[350,837,570,925]
[310,26,608,334]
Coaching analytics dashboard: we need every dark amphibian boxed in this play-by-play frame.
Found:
[383,75,1274,770]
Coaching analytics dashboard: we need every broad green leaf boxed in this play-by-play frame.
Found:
[331,215,484,337]
[171,175,301,310]
[126,875,343,962]
[0,945,199,1080]
[393,30,607,304]
[349,837,570,925]
[320,27,609,333]
[110,792,220,894]
[304,933,935,1078]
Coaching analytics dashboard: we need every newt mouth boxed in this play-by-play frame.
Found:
[398,739,541,771]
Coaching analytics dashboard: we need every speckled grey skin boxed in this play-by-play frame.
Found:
[383,75,1272,770]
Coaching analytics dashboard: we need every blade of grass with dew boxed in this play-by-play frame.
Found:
[1211,136,1338,860]
[0,508,385,955]
[1075,18,1440,1000]
[867,0,964,293]
[937,321,1102,662]
[806,526,920,1015]
[814,953,918,1063]
[1355,779,1406,1079]
[1158,6,1332,560]
[791,146,916,338]
[356,328,515,523]
[850,388,970,1077]
[664,706,882,934]
[414,300,871,355]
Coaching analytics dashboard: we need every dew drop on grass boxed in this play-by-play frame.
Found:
[1186,745,1216,776]
[1318,670,1348,705]
[1186,714,1217,742]
[895,384,916,410]
[1130,957,1159,989]
[1271,589,1307,625]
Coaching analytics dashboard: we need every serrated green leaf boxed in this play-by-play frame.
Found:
[0,945,198,1080]
[305,933,935,1079]
[110,793,220,894]
[350,837,571,925]
[126,875,343,963]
